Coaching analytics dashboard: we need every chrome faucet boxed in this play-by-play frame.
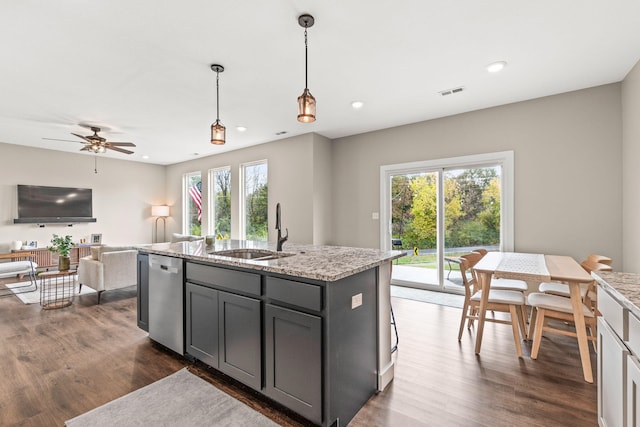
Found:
[275,202,288,251]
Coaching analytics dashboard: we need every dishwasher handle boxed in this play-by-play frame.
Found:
[149,255,182,275]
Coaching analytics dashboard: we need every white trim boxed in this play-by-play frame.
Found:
[239,159,268,240]
[182,171,201,235]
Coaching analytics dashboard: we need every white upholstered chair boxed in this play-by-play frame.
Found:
[458,254,527,357]
[527,258,609,354]
[78,246,138,304]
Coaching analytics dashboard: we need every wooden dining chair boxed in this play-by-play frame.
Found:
[467,250,529,322]
[538,256,612,300]
[457,254,527,357]
[527,291,598,356]
[586,254,612,265]
[527,257,608,354]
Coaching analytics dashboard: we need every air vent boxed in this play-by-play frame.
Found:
[439,87,465,96]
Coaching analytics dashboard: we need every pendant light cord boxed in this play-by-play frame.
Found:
[216,71,220,122]
[304,27,309,90]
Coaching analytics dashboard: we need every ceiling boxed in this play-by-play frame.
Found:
[1,1,639,165]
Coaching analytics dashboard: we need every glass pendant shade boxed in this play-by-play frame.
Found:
[211,120,226,145]
[297,88,316,123]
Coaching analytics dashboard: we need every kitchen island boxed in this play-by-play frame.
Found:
[136,240,404,427]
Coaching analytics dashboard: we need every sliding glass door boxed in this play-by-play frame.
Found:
[381,152,513,293]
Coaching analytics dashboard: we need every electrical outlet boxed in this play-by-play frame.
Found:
[371,212,379,220]
[352,293,363,309]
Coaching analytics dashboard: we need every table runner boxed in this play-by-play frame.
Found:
[493,252,551,283]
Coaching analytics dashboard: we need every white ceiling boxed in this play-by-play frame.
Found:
[1,1,639,165]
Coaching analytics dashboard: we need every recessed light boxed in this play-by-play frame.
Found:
[486,61,507,73]
[142,155,149,159]
[236,126,247,132]
[351,101,364,109]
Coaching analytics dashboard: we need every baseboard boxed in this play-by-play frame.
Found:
[377,360,395,391]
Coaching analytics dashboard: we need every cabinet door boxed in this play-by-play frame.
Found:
[185,283,219,367]
[136,253,149,331]
[628,355,640,427]
[265,304,322,425]
[218,292,261,390]
[598,317,629,427]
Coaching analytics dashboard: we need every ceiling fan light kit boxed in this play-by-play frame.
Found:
[297,14,316,123]
[210,64,226,145]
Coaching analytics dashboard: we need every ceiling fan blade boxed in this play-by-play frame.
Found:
[107,146,134,155]
[106,142,136,147]
[42,137,87,144]
[71,133,93,143]
[79,146,92,151]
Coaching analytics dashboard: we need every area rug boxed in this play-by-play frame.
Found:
[4,280,95,304]
[391,285,464,309]
[65,368,278,427]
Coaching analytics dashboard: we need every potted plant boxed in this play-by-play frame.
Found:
[49,234,74,271]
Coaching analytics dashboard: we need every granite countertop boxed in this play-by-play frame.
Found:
[592,271,640,319]
[136,240,405,282]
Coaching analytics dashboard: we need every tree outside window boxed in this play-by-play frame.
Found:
[209,167,231,239]
[242,162,268,241]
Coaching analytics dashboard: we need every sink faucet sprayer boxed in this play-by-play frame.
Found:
[275,202,288,251]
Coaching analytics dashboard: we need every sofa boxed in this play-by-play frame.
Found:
[78,245,138,304]
[170,233,204,243]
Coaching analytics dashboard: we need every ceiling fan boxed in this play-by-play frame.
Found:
[44,126,136,155]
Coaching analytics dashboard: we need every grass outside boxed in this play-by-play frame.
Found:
[396,251,471,270]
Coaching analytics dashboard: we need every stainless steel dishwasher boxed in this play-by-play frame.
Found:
[148,254,184,354]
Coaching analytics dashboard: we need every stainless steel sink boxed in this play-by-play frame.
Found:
[209,248,295,261]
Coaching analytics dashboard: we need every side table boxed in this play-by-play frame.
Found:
[39,270,77,309]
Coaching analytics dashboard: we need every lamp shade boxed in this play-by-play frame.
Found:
[297,88,316,123]
[152,205,170,217]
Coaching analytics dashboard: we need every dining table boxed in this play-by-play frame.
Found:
[473,252,595,383]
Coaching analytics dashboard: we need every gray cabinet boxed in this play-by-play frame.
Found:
[264,303,322,425]
[186,282,219,367]
[218,292,261,390]
[136,253,149,331]
[185,262,262,391]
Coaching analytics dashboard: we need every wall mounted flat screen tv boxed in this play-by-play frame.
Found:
[14,185,96,223]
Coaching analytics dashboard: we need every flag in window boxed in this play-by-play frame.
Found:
[189,181,202,222]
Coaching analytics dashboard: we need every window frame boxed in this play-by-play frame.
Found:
[182,171,203,236]
[239,159,269,241]
[207,166,231,238]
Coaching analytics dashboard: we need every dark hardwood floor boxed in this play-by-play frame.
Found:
[0,279,597,427]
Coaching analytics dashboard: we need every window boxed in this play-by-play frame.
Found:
[381,151,514,292]
[208,167,231,239]
[241,161,268,241]
[183,172,202,236]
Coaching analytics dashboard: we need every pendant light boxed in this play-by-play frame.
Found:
[297,14,316,123]
[210,64,225,145]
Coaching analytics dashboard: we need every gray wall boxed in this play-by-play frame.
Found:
[623,60,640,273]
[164,133,333,245]
[331,84,623,269]
[0,142,165,251]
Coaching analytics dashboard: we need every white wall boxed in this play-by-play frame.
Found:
[331,84,623,269]
[622,59,640,273]
[0,143,166,251]
[164,133,333,245]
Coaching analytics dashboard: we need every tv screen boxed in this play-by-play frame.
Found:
[15,185,95,223]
